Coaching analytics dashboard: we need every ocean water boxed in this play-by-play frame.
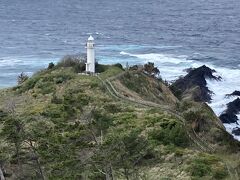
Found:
[0,0,240,139]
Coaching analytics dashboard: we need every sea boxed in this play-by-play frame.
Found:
[0,0,240,139]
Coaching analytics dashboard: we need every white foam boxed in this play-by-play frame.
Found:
[0,58,23,67]
[121,51,193,64]
[210,71,240,142]
[207,67,240,115]
[224,121,240,141]
[120,51,130,55]
[120,51,196,81]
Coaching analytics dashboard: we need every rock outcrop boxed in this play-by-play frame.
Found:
[171,65,221,102]
[226,91,240,97]
[219,98,240,124]
[233,128,240,136]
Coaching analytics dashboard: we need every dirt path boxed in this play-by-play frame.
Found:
[97,72,240,178]
[97,73,215,154]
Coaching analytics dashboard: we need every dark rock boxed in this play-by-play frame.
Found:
[226,91,240,97]
[171,65,221,102]
[220,113,239,124]
[232,128,240,136]
[219,98,240,124]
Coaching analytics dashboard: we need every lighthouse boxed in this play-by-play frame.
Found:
[86,35,95,73]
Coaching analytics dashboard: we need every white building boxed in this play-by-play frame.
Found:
[86,35,95,73]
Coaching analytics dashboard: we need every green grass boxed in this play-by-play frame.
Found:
[187,153,228,179]
[99,66,124,79]
[0,63,239,179]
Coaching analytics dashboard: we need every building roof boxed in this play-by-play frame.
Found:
[88,35,94,41]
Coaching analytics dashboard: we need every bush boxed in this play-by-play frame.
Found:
[113,63,123,70]
[51,94,63,104]
[62,90,91,119]
[92,110,113,132]
[213,166,228,179]
[104,103,121,113]
[17,76,41,93]
[143,62,160,77]
[54,73,74,84]
[187,153,228,179]
[42,104,64,119]
[183,109,203,122]
[73,63,85,73]
[48,62,55,69]
[35,81,56,94]
[148,120,189,147]
[169,85,182,100]
[190,159,211,177]
[120,72,148,93]
[57,55,86,73]
[95,63,109,73]
[0,110,8,119]
[17,72,29,85]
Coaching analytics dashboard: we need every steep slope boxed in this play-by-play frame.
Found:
[114,71,178,106]
[0,63,239,179]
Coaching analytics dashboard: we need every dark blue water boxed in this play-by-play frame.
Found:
[0,0,240,87]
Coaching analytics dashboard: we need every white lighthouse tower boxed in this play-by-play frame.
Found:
[86,35,95,73]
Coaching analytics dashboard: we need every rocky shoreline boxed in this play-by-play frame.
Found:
[172,65,240,139]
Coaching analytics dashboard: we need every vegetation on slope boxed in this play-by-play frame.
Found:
[0,59,239,179]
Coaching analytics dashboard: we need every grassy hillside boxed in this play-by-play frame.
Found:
[0,62,240,179]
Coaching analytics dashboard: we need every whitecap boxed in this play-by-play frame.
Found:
[0,58,23,67]
[207,67,240,116]
[120,52,193,64]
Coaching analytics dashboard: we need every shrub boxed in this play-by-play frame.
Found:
[120,72,148,94]
[16,70,74,94]
[183,109,203,123]
[169,85,182,100]
[0,110,8,119]
[96,130,151,179]
[92,110,113,132]
[190,159,211,177]
[143,62,160,77]
[42,104,65,120]
[57,54,86,73]
[62,90,91,119]
[213,166,228,179]
[129,65,142,71]
[73,63,85,73]
[51,94,63,104]
[17,76,41,93]
[148,120,189,147]
[113,63,123,70]
[104,103,121,113]
[35,81,56,94]
[187,153,228,179]
[17,72,29,85]
[32,72,74,94]
[48,62,55,69]
[95,63,109,73]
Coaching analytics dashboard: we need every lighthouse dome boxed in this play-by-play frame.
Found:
[88,35,94,41]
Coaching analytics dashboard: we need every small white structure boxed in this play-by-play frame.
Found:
[86,35,95,73]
